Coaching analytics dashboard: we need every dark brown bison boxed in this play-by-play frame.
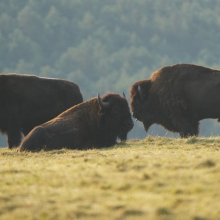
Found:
[18,93,134,152]
[130,63,220,138]
[0,74,83,149]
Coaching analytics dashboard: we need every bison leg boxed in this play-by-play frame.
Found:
[18,126,46,152]
[179,119,199,138]
[7,127,22,149]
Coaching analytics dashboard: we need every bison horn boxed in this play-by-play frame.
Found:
[123,92,126,99]
[97,93,110,108]
[138,85,143,96]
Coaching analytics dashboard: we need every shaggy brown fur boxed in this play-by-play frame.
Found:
[18,93,134,152]
[130,63,220,137]
[0,74,83,148]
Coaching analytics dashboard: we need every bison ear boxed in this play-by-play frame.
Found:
[138,85,143,97]
[137,80,151,99]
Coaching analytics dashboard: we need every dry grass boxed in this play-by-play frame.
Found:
[0,136,220,220]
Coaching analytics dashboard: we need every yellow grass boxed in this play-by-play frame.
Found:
[0,136,220,220]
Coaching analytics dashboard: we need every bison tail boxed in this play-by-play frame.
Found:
[18,126,46,152]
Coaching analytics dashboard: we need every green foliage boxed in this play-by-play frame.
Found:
[0,137,220,219]
[2,0,220,95]
[1,0,220,145]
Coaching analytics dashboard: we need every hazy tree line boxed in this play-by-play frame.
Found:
[1,0,220,146]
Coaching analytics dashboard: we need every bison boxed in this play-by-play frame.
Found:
[18,93,134,152]
[130,63,220,138]
[0,74,83,149]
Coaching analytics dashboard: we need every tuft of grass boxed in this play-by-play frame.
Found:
[186,136,198,144]
[155,207,171,215]
[0,136,220,220]
[122,209,145,216]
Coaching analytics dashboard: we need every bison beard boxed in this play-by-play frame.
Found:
[18,93,134,152]
[130,63,220,138]
[0,74,83,149]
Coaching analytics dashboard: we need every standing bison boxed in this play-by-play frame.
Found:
[18,93,134,152]
[130,64,220,138]
[0,74,83,149]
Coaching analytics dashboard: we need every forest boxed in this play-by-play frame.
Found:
[1,0,220,146]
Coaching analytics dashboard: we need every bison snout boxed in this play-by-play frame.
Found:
[124,118,134,130]
[132,111,142,121]
[132,112,138,119]
[118,118,134,141]
[132,112,136,118]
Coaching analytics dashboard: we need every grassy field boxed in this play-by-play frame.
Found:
[0,136,220,220]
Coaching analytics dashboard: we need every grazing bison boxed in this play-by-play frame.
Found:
[0,74,83,149]
[18,93,134,152]
[130,63,220,138]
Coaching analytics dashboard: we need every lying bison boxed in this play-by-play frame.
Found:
[18,93,134,152]
[130,63,220,138]
[0,74,83,149]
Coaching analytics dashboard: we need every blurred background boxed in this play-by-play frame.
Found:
[1,0,220,147]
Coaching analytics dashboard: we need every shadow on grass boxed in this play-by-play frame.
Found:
[47,149,70,155]
[112,141,133,149]
[0,169,30,174]
[196,159,216,169]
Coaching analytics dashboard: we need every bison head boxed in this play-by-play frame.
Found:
[98,93,134,141]
[130,80,152,123]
